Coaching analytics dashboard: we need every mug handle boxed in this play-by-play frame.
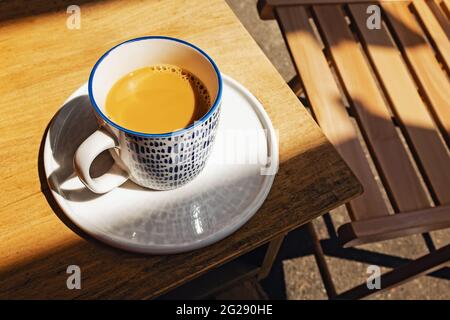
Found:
[74,128,129,194]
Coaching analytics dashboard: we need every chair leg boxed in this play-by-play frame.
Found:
[306,222,338,298]
[257,234,286,280]
[307,219,450,300]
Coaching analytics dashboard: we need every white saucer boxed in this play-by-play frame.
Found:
[44,74,278,254]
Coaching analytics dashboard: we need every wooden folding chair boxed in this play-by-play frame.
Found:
[258,0,450,299]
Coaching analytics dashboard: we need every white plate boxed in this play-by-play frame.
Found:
[44,74,278,254]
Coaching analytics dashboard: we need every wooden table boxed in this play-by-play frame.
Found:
[0,0,361,299]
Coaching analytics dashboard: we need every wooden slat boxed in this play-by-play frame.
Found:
[276,6,389,220]
[440,0,450,18]
[338,205,450,246]
[313,5,430,212]
[348,4,450,205]
[428,0,450,36]
[412,0,450,72]
[257,0,409,19]
[383,2,450,146]
[270,0,408,2]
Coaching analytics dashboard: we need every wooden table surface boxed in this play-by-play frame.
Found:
[0,0,361,299]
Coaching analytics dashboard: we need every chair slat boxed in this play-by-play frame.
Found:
[383,2,450,146]
[276,6,390,220]
[348,4,450,205]
[266,0,408,5]
[338,205,450,246]
[313,5,430,212]
[428,0,450,35]
[258,0,410,20]
[440,0,450,18]
[412,0,450,72]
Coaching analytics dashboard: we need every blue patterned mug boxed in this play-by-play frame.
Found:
[74,36,222,193]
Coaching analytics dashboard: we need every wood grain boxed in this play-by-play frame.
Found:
[276,6,389,221]
[428,0,450,33]
[0,0,361,299]
[338,205,450,246]
[383,2,450,146]
[258,0,410,19]
[412,0,450,72]
[348,3,450,205]
[313,5,429,212]
[268,0,408,2]
[440,0,450,18]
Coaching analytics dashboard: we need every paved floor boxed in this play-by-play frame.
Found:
[225,0,450,300]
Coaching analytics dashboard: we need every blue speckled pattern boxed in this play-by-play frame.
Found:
[119,103,221,190]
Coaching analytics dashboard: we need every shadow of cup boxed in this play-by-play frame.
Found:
[45,94,121,202]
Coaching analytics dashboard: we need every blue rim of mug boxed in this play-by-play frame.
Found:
[88,36,223,138]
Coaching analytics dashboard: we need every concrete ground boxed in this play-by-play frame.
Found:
[225,0,450,300]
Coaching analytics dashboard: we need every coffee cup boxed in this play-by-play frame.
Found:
[74,36,222,193]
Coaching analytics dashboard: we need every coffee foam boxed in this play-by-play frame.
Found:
[147,64,211,108]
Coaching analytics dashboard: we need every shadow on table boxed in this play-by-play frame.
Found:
[5,106,361,298]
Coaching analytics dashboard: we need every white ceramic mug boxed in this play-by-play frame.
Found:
[74,36,222,194]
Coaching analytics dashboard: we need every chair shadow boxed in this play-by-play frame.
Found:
[260,213,450,300]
